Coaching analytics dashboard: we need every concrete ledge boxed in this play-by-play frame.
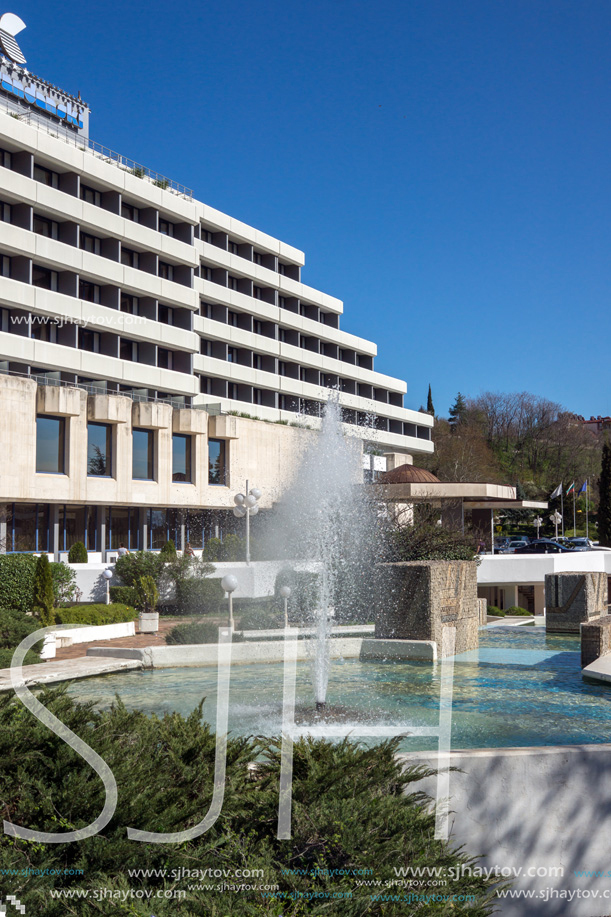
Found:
[582,655,611,684]
[87,636,439,668]
[240,624,375,641]
[0,656,142,692]
[360,638,436,661]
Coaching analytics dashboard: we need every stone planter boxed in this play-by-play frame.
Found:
[139,612,159,634]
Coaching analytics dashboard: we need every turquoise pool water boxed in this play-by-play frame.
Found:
[66,627,611,751]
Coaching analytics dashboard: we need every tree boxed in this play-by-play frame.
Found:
[426,384,435,416]
[448,392,467,431]
[598,442,611,547]
[32,553,55,627]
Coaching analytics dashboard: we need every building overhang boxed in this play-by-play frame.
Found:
[370,481,548,510]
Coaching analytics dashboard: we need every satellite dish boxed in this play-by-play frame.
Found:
[0,13,26,65]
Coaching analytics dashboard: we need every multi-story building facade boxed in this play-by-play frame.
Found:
[0,24,433,558]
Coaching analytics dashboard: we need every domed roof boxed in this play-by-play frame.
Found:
[380,464,441,484]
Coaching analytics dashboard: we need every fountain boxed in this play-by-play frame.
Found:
[263,395,381,711]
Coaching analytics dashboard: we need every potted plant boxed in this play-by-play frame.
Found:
[135,575,159,633]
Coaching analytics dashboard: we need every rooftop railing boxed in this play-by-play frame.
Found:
[0,95,194,200]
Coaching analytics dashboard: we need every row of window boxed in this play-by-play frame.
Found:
[35,415,227,485]
[2,503,237,553]
[2,150,299,274]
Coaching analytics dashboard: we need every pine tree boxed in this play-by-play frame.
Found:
[448,392,467,432]
[426,384,435,416]
[32,553,55,627]
[598,442,611,547]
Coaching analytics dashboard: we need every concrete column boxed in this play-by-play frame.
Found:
[97,507,106,561]
[138,507,149,552]
[534,584,545,616]
[180,520,186,552]
[50,504,61,561]
[503,585,519,610]
[0,504,7,553]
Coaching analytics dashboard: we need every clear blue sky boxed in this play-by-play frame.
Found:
[17,0,611,418]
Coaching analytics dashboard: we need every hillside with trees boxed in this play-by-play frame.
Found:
[422,390,603,506]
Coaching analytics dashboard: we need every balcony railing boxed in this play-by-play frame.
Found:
[0,95,193,200]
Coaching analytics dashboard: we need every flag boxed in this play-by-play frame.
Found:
[578,481,587,495]
[550,483,563,499]
[566,482,575,496]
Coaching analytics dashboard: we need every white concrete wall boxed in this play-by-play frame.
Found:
[478,552,611,586]
[403,744,611,917]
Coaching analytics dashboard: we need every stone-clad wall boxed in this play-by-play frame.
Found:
[545,571,608,634]
[581,617,611,668]
[374,560,479,657]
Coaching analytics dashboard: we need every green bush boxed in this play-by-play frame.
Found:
[159,539,177,560]
[50,561,79,606]
[274,567,319,621]
[0,554,37,614]
[174,577,224,616]
[219,533,244,562]
[166,619,223,644]
[505,606,532,616]
[236,598,284,630]
[32,554,55,627]
[67,542,87,563]
[114,551,164,588]
[487,605,505,616]
[54,604,136,626]
[108,585,137,606]
[133,575,158,612]
[202,537,222,561]
[0,607,43,665]
[0,689,502,914]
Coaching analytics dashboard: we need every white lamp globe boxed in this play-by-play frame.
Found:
[233,506,246,518]
[279,585,291,599]
[249,487,262,500]
[249,504,259,516]
[221,574,238,594]
[244,494,257,508]
[102,569,113,581]
[234,493,245,506]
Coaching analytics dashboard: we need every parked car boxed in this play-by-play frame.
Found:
[494,537,512,550]
[498,539,533,554]
[566,537,594,551]
[513,539,574,554]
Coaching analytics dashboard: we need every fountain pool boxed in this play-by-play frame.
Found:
[66,626,611,752]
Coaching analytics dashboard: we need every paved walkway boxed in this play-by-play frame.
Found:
[53,617,188,660]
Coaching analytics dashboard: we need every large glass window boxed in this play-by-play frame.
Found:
[149,508,167,549]
[6,504,50,552]
[106,507,139,551]
[132,429,154,480]
[208,438,226,486]
[87,423,112,476]
[172,434,192,483]
[36,416,65,474]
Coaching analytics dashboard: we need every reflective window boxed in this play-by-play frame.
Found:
[121,247,138,268]
[148,508,167,550]
[106,506,139,551]
[81,184,101,206]
[36,415,65,473]
[120,294,138,314]
[172,434,192,483]
[79,280,100,303]
[208,438,226,486]
[33,164,58,187]
[87,422,112,476]
[132,428,154,480]
[80,232,100,254]
[32,265,57,290]
[33,214,58,238]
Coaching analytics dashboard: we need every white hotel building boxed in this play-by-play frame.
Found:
[0,20,433,558]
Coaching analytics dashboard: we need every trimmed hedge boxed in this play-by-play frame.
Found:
[166,620,244,645]
[505,606,532,616]
[54,604,137,626]
[68,542,87,563]
[109,585,137,606]
[174,577,224,616]
[487,605,505,616]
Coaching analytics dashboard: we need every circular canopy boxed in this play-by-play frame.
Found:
[379,464,441,484]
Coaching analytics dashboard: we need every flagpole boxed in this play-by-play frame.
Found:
[561,489,564,537]
[573,488,576,536]
[586,480,589,540]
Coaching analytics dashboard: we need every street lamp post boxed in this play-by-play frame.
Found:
[550,510,562,541]
[102,568,113,605]
[533,516,543,539]
[280,585,291,627]
[221,574,238,631]
[233,480,261,566]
